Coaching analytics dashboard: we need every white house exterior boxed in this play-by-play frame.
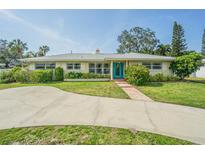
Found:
[21,51,175,80]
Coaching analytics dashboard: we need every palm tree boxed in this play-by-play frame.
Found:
[37,45,50,57]
[8,39,28,59]
[24,51,36,58]
[155,44,172,56]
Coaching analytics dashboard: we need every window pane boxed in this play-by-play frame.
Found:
[142,63,151,69]
[103,63,109,68]
[67,63,73,70]
[96,63,102,68]
[89,63,95,69]
[104,69,110,74]
[35,64,45,70]
[96,69,102,74]
[46,63,56,69]
[89,69,95,73]
[152,63,162,70]
[74,63,81,69]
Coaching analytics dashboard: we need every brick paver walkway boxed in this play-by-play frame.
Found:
[115,80,152,101]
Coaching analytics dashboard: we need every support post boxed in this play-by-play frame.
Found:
[110,61,113,80]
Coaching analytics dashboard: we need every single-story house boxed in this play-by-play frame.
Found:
[21,49,175,80]
[192,59,205,78]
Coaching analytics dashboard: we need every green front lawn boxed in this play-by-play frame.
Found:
[0,81,129,99]
[0,125,192,145]
[138,81,205,109]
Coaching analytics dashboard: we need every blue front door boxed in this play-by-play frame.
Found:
[113,62,124,79]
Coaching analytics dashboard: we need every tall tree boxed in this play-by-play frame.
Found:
[201,29,205,55]
[0,39,10,67]
[117,27,159,54]
[23,51,36,58]
[171,21,187,56]
[37,45,50,57]
[8,39,28,58]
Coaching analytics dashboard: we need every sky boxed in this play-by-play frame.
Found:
[0,9,205,55]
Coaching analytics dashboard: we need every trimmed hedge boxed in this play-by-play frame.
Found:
[125,65,150,85]
[14,69,30,83]
[149,73,179,82]
[65,72,82,79]
[54,67,64,81]
[30,70,53,83]
[0,67,65,83]
[0,70,15,83]
[64,72,110,79]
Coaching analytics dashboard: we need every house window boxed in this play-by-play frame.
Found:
[103,63,110,74]
[89,63,95,73]
[89,63,110,74]
[74,63,81,69]
[96,63,102,74]
[142,62,162,70]
[152,63,162,70]
[67,63,81,70]
[35,63,56,70]
[142,62,151,69]
[67,63,73,70]
[35,63,45,70]
[46,63,56,69]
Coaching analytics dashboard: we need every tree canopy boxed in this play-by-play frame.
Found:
[37,45,50,57]
[0,39,50,68]
[117,27,159,54]
[170,53,202,80]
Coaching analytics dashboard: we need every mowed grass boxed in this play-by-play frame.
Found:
[138,81,205,109]
[0,125,192,145]
[0,81,129,99]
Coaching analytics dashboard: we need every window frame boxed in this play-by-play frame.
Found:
[35,63,45,70]
[89,62,110,74]
[45,63,56,69]
[152,63,162,70]
[67,63,81,70]
[142,62,162,70]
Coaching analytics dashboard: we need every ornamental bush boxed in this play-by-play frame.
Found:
[149,73,179,82]
[54,67,64,81]
[30,70,53,83]
[64,72,110,79]
[170,53,202,80]
[0,70,15,83]
[14,69,30,83]
[125,65,150,85]
[65,72,83,79]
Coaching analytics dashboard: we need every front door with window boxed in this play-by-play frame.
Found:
[113,62,124,79]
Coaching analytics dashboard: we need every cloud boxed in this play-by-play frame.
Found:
[0,10,80,53]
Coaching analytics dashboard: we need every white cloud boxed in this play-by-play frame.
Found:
[0,10,81,54]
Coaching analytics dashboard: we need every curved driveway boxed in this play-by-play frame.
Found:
[0,86,205,144]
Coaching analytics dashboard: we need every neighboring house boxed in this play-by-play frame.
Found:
[192,59,205,78]
[21,49,175,80]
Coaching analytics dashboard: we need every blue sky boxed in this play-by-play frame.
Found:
[0,9,205,55]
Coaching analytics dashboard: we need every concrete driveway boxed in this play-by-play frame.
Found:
[0,86,205,144]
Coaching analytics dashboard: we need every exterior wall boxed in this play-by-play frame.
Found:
[27,60,173,77]
[193,64,205,78]
[28,63,35,70]
[127,61,172,76]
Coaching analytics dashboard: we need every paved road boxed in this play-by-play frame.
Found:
[0,86,205,144]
